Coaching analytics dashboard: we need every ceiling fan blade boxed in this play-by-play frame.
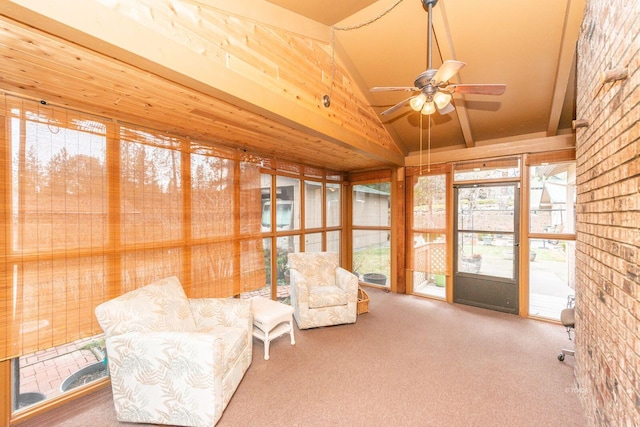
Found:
[437,102,456,115]
[380,96,415,116]
[431,60,466,84]
[448,84,507,95]
[371,86,419,92]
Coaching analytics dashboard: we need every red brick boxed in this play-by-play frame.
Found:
[575,1,640,425]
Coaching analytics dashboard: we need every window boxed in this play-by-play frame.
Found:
[2,97,346,414]
[326,230,341,253]
[412,174,447,298]
[6,99,111,411]
[304,180,322,229]
[528,161,576,320]
[352,182,391,287]
[276,176,300,230]
[326,183,341,227]
[529,162,576,234]
[262,201,294,229]
[259,174,345,301]
[352,183,390,227]
[8,99,109,363]
[305,233,323,252]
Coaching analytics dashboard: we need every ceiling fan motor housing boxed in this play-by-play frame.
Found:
[421,0,438,10]
[414,69,438,95]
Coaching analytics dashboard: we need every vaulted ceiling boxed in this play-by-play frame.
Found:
[270,0,584,153]
[0,0,584,171]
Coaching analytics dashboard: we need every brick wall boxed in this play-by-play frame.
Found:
[575,0,640,425]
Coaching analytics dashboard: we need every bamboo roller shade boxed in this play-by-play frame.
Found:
[0,96,277,360]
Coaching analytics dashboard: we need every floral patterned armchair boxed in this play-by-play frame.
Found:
[288,252,358,329]
[94,276,252,427]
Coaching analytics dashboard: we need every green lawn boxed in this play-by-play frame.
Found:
[353,246,390,278]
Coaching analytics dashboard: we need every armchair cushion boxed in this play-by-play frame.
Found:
[189,298,253,374]
[95,276,197,337]
[308,286,348,309]
[289,252,338,287]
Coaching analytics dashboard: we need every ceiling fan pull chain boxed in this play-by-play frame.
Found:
[419,113,423,175]
[428,115,431,173]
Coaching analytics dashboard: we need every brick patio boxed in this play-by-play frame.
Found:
[17,336,104,405]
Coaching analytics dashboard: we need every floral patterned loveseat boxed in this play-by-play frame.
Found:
[95,276,252,427]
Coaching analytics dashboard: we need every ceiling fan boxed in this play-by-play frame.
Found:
[371,0,506,116]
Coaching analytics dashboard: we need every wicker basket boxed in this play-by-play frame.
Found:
[357,287,370,314]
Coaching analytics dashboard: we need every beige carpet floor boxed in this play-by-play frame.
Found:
[16,288,586,426]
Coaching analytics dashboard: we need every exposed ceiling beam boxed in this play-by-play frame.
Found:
[405,133,575,166]
[431,0,475,148]
[547,0,586,136]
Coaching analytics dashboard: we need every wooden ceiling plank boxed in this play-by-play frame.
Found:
[0,46,340,159]
[0,48,382,170]
[0,26,372,170]
[546,0,586,136]
[187,0,331,42]
[0,0,403,168]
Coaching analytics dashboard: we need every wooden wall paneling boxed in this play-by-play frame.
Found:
[0,100,11,425]
[345,181,353,273]
[405,163,449,177]
[454,158,520,171]
[321,181,326,251]
[404,173,415,294]
[299,177,306,252]
[268,173,277,300]
[525,149,576,166]
[445,167,454,303]
[0,360,9,426]
[392,167,406,294]
[519,154,530,317]
[182,148,193,295]
[348,169,392,182]
[233,160,242,297]
[0,96,7,348]
[106,121,122,302]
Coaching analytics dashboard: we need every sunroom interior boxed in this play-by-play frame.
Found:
[1,0,636,425]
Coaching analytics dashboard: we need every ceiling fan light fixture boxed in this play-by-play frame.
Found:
[421,101,436,115]
[410,93,427,111]
[433,91,452,109]
[369,0,505,118]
